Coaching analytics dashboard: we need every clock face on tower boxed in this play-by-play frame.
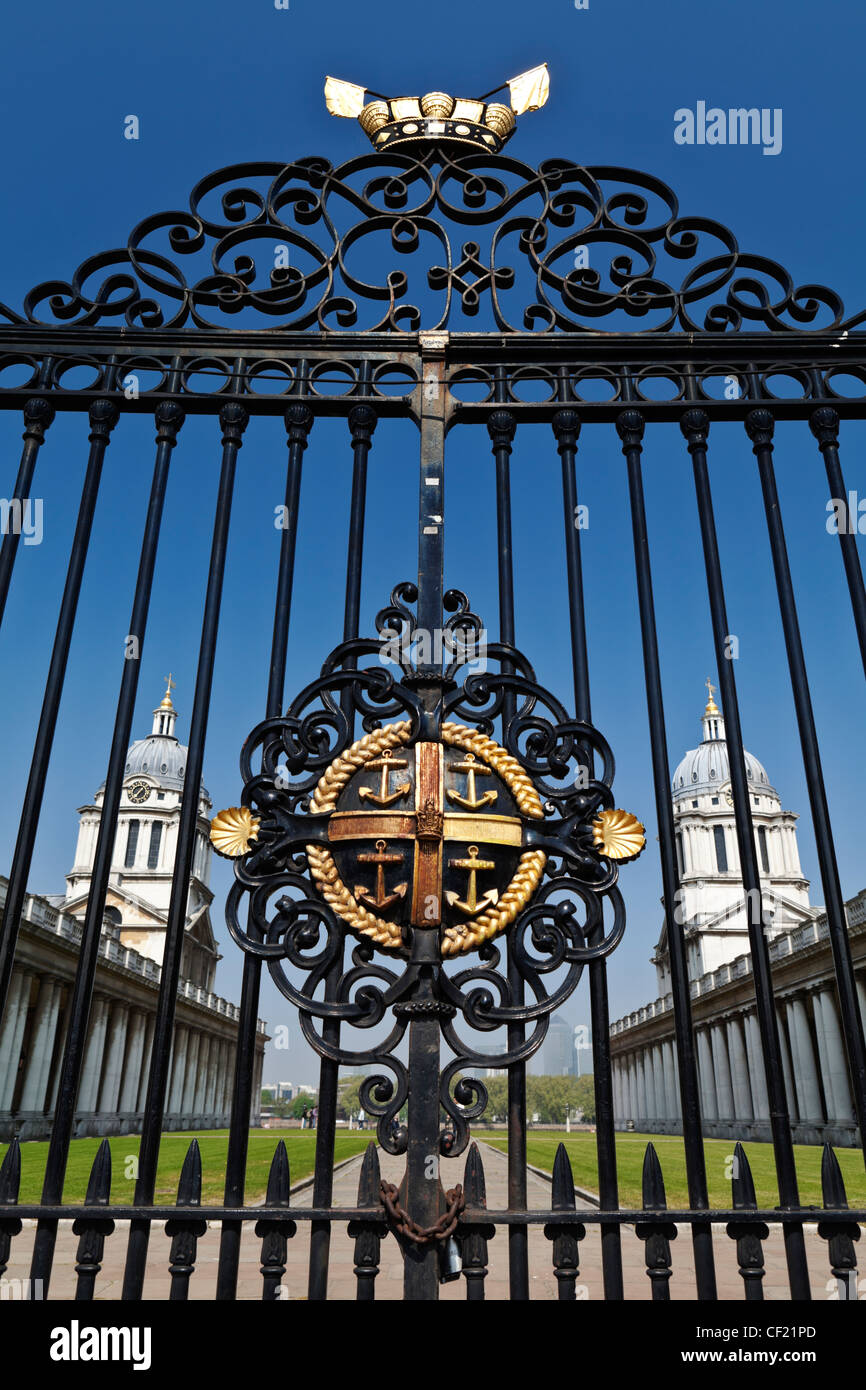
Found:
[127,779,152,804]
[723,785,734,807]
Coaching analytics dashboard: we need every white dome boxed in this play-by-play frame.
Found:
[672,738,775,799]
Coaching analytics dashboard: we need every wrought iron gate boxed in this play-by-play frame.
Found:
[1,89,865,1302]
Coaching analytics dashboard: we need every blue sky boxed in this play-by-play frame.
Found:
[1,0,864,1084]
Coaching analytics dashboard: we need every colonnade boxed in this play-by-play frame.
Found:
[0,967,252,1139]
[612,981,864,1143]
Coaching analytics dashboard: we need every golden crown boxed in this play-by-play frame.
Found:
[324,64,549,155]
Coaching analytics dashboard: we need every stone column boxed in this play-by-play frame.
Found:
[222,1044,236,1118]
[662,1039,678,1120]
[0,972,30,1109]
[635,1052,648,1122]
[19,977,62,1113]
[77,996,110,1115]
[710,1023,734,1121]
[168,1025,189,1115]
[696,1028,717,1121]
[250,1048,264,1126]
[97,1002,130,1114]
[815,989,855,1123]
[181,1030,201,1115]
[743,1013,769,1120]
[786,996,823,1122]
[203,1034,220,1115]
[652,1046,666,1120]
[118,1010,147,1113]
[725,1016,752,1121]
[855,976,866,1035]
[194,1035,211,1114]
[136,1014,155,1111]
[776,1007,799,1122]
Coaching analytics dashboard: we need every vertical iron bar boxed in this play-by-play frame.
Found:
[216,401,312,1300]
[810,408,866,681]
[681,408,811,1300]
[0,397,55,630]
[29,400,183,1292]
[748,409,866,1161]
[307,400,374,1301]
[617,406,717,1299]
[553,406,624,1300]
[416,338,447,652]
[123,401,247,1299]
[0,399,118,1023]
[488,395,530,1301]
[402,964,443,1301]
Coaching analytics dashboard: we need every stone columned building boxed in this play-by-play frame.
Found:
[0,681,267,1141]
[611,684,866,1147]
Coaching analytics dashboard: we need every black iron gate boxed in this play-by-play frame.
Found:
[1,96,865,1302]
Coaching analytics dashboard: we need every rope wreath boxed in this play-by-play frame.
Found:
[306,722,547,955]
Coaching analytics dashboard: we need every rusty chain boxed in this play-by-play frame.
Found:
[379,1180,465,1245]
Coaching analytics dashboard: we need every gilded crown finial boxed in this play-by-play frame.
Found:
[324,64,549,155]
[160,672,176,710]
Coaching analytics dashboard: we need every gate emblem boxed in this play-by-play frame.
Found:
[303,721,548,957]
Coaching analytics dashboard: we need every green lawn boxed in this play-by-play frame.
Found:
[473,1130,866,1209]
[0,1130,372,1206]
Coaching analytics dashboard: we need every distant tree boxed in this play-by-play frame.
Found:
[290,1094,316,1118]
[261,1089,275,1106]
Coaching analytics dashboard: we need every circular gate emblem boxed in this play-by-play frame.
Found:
[305,721,547,957]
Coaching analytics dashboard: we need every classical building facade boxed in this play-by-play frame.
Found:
[610,685,865,1146]
[0,682,266,1142]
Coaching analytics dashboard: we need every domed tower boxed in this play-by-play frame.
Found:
[653,680,818,995]
[64,677,219,990]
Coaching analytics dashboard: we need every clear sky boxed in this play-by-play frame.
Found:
[1,0,864,1084]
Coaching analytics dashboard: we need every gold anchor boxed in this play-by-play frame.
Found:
[357,750,410,807]
[446,844,499,916]
[446,752,498,811]
[354,839,407,912]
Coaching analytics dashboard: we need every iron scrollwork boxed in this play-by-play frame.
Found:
[212,582,643,1152]
[3,151,858,336]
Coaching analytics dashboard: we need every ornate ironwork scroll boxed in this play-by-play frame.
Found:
[3,152,859,336]
[211,581,644,1154]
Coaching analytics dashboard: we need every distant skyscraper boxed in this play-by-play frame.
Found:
[544,1013,574,1076]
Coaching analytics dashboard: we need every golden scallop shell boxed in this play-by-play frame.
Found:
[484,103,516,138]
[210,805,260,859]
[592,808,646,862]
[358,101,390,137]
[421,91,454,120]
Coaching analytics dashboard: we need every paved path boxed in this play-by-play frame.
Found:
[5,1144,841,1300]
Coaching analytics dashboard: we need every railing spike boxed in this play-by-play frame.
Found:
[356,1141,381,1206]
[551,1142,576,1212]
[0,1138,22,1280]
[463,1141,487,1208]
[820,1142,848,1209]
[349,1143,382,1302]
[265,1140,291,1207]
[731,1140,758,1209]
[73,1140,115,1300]
[545,1142,584,1299]
[726,1140,768,1301]
[84,1139,113,1206]
[641,1142,667,1210]
[636,1143,676,1299]
[166,1139,206,1300]
[176,1139,202,1205]
[460,1142,493,1301]
[818,1143,860,1301]
[0,1138,21,1204]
